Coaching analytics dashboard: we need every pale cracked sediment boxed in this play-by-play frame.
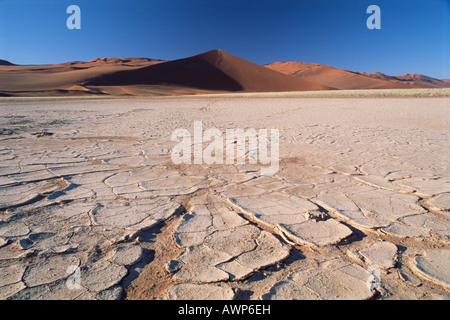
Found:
[262,258,375,300]
[411,249,450,290]
[0,97,449,300]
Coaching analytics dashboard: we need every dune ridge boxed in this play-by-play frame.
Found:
[0,51,448,97]
[85,49,333,92]
[265,61,450,90]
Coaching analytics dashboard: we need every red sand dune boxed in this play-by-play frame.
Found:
[391,74,450,88]
[265,61,450,89]
[1,51,448,97]
[85,49,333,92]
[0,58,165,96]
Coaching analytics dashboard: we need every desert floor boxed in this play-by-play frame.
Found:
[0,95,449,300]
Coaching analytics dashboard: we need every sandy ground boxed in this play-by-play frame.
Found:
[0,96,449,300]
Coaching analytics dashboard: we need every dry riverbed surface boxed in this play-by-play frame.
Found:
[0,96,448,300]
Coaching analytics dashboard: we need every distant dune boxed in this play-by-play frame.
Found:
[264,61,416,89]
[0,50,448,97]
[0,57,165,96]
[265,61,450,90]
[392,74,450,88]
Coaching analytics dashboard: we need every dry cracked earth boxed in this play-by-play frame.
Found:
[0,97,449,300]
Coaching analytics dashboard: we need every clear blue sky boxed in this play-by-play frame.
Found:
[0,0,449,79]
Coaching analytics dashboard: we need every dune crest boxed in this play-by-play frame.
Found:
[85,49,333,93]
[265,61,450,89]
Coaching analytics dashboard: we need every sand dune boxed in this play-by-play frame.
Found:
[0,59,15,66]
[392,73,450,88]
[1,51,448,97]
[265,61,450,90]
[0,58,165,96]
[0,51,331,96]
[85,49,332,93]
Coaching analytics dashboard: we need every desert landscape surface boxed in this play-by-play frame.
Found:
[0,49,449,301]
[0,93,449,300]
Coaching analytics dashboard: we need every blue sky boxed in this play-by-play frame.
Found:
[0,0,449,79]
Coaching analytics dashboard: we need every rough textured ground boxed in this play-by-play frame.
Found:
[0,96,448,300]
